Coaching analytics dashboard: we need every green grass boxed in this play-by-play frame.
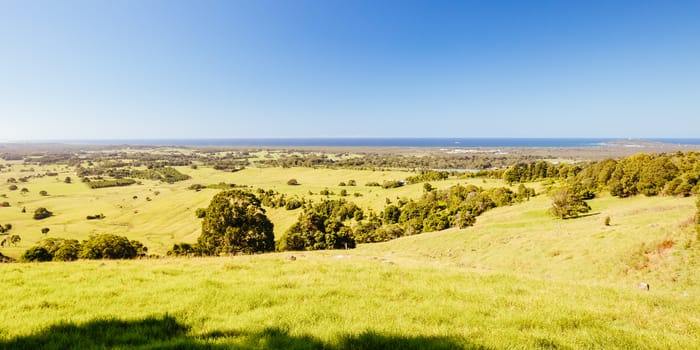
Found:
[1,254,699,349]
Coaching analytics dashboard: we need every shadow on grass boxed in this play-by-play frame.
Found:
[563,212,601,220]
[0,315,490,350]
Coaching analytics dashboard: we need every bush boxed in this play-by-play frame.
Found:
[549,186,591,219]
[167,243,199,257]
[287,178,299,185]
[86,214,105,220]
[605,216,611,226]
[21,247,52,262]
[39,190,48,196]
[8,185,17,191]
[0,202,9,207]
[79,234,143,259]
[33,207,53,220]
[195,208,207,218]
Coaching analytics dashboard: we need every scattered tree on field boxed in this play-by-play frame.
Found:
[549,186,591,219]
[198,190,275,255]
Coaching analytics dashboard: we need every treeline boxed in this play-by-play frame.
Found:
[354,184,535,243]
[499,151,700,198]
[257,153,544,170]
[85,178,137,189]
[21,234,148,262]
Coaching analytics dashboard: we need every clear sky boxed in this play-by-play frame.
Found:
[1,0,699,140]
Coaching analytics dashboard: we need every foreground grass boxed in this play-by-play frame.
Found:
[1,254,699,349]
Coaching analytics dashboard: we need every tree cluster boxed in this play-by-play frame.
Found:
[280,199,362,251]
[21,235,148,262]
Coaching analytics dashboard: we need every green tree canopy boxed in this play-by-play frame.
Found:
[198,190,275,255]
[549,186,591,219]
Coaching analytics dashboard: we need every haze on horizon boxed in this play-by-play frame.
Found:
[1,0,699,141]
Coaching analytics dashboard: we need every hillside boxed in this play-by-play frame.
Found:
[1,186,700,348]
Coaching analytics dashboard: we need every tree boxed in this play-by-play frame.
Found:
[549,186,591,219]
[79,234,140,259]
[198,190,274,255]
[33,207,53,220]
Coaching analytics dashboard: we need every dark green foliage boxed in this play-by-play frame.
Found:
[285,197,303,210]
[0,251,14,263]
[195,208,207,218]
[86,178,136,189]
[405,171,449,183]
[282,199,362,251]
[33,207,53,220]
[381,180,404,189]
[287,178,299,185]
[21,246,53,262]
[79,234,142,259]
[24,238,82,262]
[382,205,401,224]
[167,243,199,256]
[198,190,275,255]
[549,186,591,219]
[64,176,72,183]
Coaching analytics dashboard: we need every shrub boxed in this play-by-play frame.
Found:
[167,243,199,257]
[33,207,53,220]
[605,216,611,226]
[195,208,207,218]
[0,202,9,207]
[8,185,17,191]
[41,227,50,235]
[79,234,143,259]
[549,186,591,219]
[287,178,299,186]
[64,176,72,184]
[39,190,48,196]
[86,214,105,220]
[21,247,52,262]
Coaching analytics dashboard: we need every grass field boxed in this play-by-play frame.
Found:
[2,160,700,348]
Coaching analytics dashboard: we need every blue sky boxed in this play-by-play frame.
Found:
[1,0,699,140]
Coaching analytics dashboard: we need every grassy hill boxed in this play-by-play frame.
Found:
[1,168,699,348]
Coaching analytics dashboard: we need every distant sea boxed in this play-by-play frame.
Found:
[14,138,700,148]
